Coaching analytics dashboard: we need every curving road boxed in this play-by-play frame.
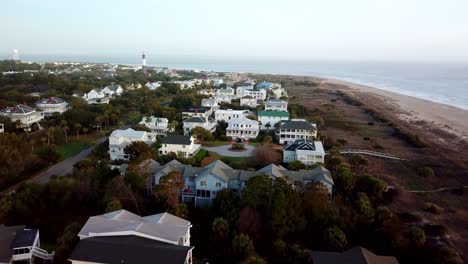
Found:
[1,137,107,194]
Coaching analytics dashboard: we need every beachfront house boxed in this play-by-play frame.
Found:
[264,99,288,111]
[35,97,69,116]
[201,98,220,111]
[108,128,157,160]
[69,210,193,264]
[183,116,217,135]
[257,110,290,130]
[83,88,109,104]
[159,135,201,158]
[226,116,260,140]
[0,104,44,129]
[150,160,333,208]
[283,138,326,164]
[271,86,288,99]
[236,87,266,100]
[278,119,317,145]
[139,116,170,136]
[215,109,249,122]
[0,225,54,264]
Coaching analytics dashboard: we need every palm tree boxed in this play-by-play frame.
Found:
[265,123,271,131]
[61,120,68,144]
[47,127,55,144]
[74,123,82,139]
[82,127,88,136]
[30,139,36,152]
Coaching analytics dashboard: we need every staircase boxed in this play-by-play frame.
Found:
[32,247,55,261]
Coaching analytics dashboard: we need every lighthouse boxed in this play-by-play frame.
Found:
[142,52,147,74]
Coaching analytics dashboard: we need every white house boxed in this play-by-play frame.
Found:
[272,86,288,99]
[139,116,170,136]
[35,97,69,116]
[70,210,194,264]
[0,225,54,264]
[236,87,266,100]
[83,88,109,104]
[0,104,44,129]
[159,135,201,158]
[216,87,236,98]
[226,116,260,140]
[197,89,216,96]
[240,95,258,108]
[278,119,318,145]
[102,84,123,96]
[126,83,142,90]
[183,116,217,136]
[145,81,162,90]
[264,99,288,111]
[108,128,157,160]
[214,109,249,122]
[283,139,326,165]
[150,160,334,208]
[182,108,212,120]
[201,98,220,111]
[213,94,233,103]
[257,110,290,130]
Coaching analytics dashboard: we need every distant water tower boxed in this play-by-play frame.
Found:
[142,52,147,74]
[12,49,19,61]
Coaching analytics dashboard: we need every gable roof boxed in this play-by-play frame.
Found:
[78,209,191,244]
[280,119,315,130]
[69,235,193,264]
[258,110,289,118]
[284,138,317,151]
[161,135,192,145]
[311,247,399,264]
[228,116,259,126]
[11,229,38,248]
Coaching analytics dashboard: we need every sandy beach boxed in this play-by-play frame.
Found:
[322,78,468,141]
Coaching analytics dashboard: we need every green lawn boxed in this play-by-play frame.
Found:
[57,140,93,160]
[204,140,230,147]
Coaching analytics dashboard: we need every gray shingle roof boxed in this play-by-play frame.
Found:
[184,116,206,123]
[69,235,193,264]
[280,120,315,130]
[161,135,192,145]
[12,229,37,248]
[0,225,25,263]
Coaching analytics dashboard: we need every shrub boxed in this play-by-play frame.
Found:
[398,212,422,223]
[423,224,448,237]
[407,226,426,247]
[417,166,435,177]
[323,226,348,251]
[373,143,385,150]
[231,143,245,150]
[363,137,370,141]
[393,126,428,148]
[232,233,255,259]
[424,202,442,214]
[368,121,375,126]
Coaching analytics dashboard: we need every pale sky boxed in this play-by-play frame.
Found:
[1,0,468,61]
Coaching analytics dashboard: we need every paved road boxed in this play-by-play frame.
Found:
[29,137,107,184]
[0,137,107,195]
[202,145,255,157]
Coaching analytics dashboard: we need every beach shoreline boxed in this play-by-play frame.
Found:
[319,78,468,141]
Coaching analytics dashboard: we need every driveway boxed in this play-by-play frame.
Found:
[202,144,255,157]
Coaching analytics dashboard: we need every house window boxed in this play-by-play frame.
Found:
[200,181,207,186]
[215,182,221,187]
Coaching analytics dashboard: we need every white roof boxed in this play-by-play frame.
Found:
[228,116,259,125]
[78,210,191,244]
[109,128,146,140]
[216,109,248,115]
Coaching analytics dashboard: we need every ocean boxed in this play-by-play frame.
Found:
[5,54,468,110]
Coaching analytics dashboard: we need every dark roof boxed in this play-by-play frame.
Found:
[183,107,209,113]
[184,116,206,123]
[69,235,193,264]
[11,229,37,248]
[280,120,315,130]
[0,225,25,262]
[312,247,399,264]
[284,138,316,151]
[161,135,192,145]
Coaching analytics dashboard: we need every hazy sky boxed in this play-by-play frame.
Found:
[1,0,468,61]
